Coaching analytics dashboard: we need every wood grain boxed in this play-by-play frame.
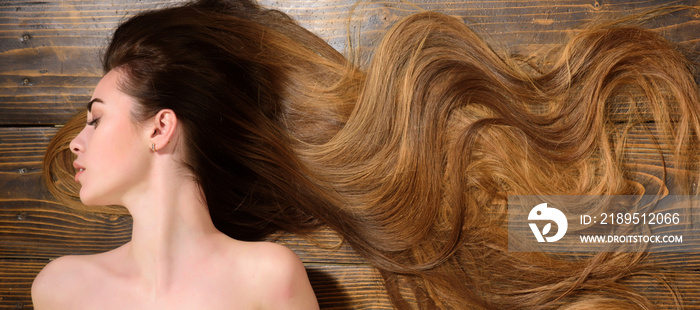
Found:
[1,0,697,124]
[0,197,365,264]
[0,260,44,309]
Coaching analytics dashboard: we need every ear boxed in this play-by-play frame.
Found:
[148,109,177,152]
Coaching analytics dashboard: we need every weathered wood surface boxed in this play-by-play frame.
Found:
[1,0,698,125]
[1,0,699,309]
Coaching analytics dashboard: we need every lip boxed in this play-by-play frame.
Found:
[73,162,85,183]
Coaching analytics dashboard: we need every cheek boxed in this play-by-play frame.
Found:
[107,132,151,181]
[92,122,147,172]
[80,125,151,205]
[108,133,149,169]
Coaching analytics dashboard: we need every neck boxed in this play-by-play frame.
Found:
[120,159,223,297]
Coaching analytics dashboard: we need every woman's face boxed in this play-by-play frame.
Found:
[69,70,152,206]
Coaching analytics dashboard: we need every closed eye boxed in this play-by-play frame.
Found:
[87,118,100,127]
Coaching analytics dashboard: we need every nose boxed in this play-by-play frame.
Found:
[69,127,87,155]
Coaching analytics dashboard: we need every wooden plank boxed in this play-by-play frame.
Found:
[0,259,396,310]
[9,0,695,46]
[4,196,699,268]
[305,264,397,309]
[0,200,133,259]
[0,198,364,263]
[268,0,700,57]
[0,0,697,125]
[0,127,58,202]
[648,252,700,268]
[620,268,700,309]
[0,259,44,309]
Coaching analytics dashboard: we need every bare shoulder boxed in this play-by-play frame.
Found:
[31,255,98,309]
[232,241,319,310]
[247,241,304,269]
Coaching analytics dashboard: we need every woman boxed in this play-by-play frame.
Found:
[31,0,329,308]
[32,69,318,309]
[36,0,700,308]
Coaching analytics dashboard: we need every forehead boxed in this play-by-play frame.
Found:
[92,70,123,101]
[89,70,135,111]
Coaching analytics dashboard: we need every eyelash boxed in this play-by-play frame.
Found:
[87,118,100,127]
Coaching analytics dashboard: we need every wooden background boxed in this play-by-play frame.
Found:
[1,0,699,309]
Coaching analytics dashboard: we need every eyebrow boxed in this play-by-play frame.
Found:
[87,98,103,112]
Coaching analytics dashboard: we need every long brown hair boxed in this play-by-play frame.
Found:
[43,0,700,308]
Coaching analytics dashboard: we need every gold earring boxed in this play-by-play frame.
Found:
[151,143,156,152]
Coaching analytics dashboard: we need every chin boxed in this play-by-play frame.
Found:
[78,188,108,206]
[79,194,98,206]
